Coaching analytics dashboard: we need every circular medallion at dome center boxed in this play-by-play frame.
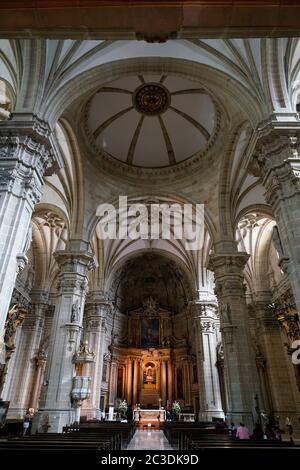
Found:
[133,83,170,116]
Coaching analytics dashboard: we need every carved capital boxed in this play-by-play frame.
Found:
[55,251,95,294]
[249,129,300,206]
[208,252,249,274]
[208,253,249,299]
[0,116,62,204]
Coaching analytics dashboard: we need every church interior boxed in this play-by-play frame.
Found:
[0,0,300,455]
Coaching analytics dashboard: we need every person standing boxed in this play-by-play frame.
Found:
[23,408,33,436]
[251,422,264,440]
[286,417,294,444]
[22,410,32,436]
[236,422,250,439]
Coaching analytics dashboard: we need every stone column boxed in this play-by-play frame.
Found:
[167,359,173,403]
[190,303,208,420]
[3,292,48,418]
[209,250,260,428]
[83,294,111,420]
[30,352,47,412]
[191,301,223,420]
[127,357,133,405]
[32,250,94,433]
[250,130,300,314]
[255,300,300,426]
[183,361,192,407]
[132,358,139,406]
[0,117,60,338]
[161,360,167,406]
[108,357,118,407]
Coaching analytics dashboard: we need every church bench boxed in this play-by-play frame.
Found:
[62,422,135,447]
[187,440,296,450]
[163,422,228,447]
[0,441,112,451]
[31,433,119,448]
[0,429,123,451]
[178,432,297,450]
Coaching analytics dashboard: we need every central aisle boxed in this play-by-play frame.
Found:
[127,430,175,450]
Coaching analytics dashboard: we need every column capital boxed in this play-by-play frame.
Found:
[249,129,300,206]
[85,291,113,314]
[54,251,95,296]
[54,250,95,271]
[0,115,62,206]
[208,252,249,274]
[189,301,218,319]
[208,253,249,307]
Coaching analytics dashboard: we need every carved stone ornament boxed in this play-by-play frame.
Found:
[267,290,300,350]
[73,341,95,364]
[142,297,159,316]
[0,117,61,204]
[71,300,81,323]
[4,305,26,353]
[133,83,170,116]
[216,342,224,364]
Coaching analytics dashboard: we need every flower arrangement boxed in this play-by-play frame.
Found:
[172,400,181,416]
[118,399,128,417]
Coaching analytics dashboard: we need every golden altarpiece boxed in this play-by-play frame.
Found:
[108,298,197,411]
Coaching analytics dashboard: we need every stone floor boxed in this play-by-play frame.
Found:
[127,430,174,450]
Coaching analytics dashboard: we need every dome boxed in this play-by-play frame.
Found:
[86,74,216,168]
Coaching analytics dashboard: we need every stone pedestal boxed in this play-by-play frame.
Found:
[71,376,91,424]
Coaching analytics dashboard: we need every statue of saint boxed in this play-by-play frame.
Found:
[146,366,153,381]
[221,303,232,324]
[145,364,156,384]
[71,300,80,323]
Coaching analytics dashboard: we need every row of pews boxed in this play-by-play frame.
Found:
[0,421,136,453]
[163,422,298,450]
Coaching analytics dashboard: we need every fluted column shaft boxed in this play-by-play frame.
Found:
[161,360,167,406]
[132,359,139,406]
[127,357,133,405]
[108,358,118,407]
[167,359,173,403]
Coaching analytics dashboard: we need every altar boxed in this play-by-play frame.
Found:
[134,408,165,428]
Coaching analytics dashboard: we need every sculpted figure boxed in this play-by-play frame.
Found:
[71,300,80,323]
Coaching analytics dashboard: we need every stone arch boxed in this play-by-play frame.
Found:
[45,57,264,128]
[107,248,195,313]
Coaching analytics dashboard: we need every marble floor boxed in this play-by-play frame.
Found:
[127,430,175,450]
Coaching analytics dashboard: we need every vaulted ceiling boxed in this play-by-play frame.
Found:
[86,74,216,168]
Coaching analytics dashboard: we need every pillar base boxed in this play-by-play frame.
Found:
[32,409,72,433]
[81,407,101,421]
[198,409,225,422]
